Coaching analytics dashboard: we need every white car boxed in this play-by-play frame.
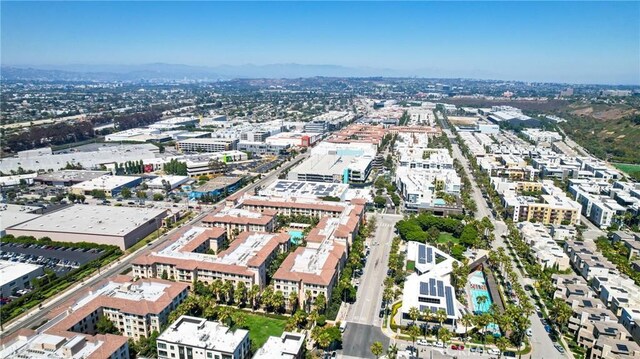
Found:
[416,339,429,346]
[488,348,501,355]
[433,342,444,348]
[526,328,533,337]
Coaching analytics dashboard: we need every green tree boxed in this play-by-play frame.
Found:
[315,292,326,314]
[549,298,573,334]
[96,316,120,335]
[408,306,420,326]
[408,325,421,356]
[136,190,147,199]
[374,196,387,208]
[370,341,384,359]
[153,193,164,201]
[120,187,132,199]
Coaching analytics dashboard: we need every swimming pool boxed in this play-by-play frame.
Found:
[433,198,446,206]
[469,270,492,314]
[288,230,303,245]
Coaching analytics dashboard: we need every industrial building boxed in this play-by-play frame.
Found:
[105,128,173,143]
[0,260,44,297]
[33,170,111,187]
[70,175,143,197]
[6,205,168,249]
[146,175,191,191]
[188,176,244,200]
[0,204,42,236]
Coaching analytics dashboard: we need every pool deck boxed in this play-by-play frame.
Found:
[484,269,505,312]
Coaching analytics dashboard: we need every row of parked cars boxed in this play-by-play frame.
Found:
[1,252,79,269]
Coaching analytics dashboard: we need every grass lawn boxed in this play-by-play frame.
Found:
[437,232,459,244]
[406,260,415,271]
[613,163,640,174]
[235,311,286,350]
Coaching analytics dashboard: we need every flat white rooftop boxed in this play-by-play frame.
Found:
[108,280,169,302]
[159,316,248,353]
[260,180,349,199]
[71,175,141,192]
[0,260,43,287]
[8,205,166,237]
[0,204,42,232]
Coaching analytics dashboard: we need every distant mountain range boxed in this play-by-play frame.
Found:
[1,63,413,81]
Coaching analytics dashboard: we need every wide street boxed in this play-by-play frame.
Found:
[443,126,564,359]
[341,213,401,359]
[0,153,307,338]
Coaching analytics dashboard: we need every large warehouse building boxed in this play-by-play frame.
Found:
[6,205,168,249]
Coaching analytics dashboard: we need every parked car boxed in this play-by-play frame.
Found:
[451,344,465,350]
[526,328,533,337]
[433,342,444,348]
[553,343,565,353]
[416,339,429,346]
[503,351,516,357]
[487,349,501,355]
[470,347,477,353]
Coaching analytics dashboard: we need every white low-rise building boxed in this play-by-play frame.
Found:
[157,316,250,359]
[0,260,44,297]
[252,332,305,359]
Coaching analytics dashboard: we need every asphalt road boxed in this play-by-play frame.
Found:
[443,127,564,359]
[341,213,401,358]
[342,323,390,359]
[0,153,307,337]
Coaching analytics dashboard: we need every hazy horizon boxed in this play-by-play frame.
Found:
[2,2,639,85]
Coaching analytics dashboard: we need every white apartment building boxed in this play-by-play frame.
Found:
[516,222,570,270]
[157,316,250,359]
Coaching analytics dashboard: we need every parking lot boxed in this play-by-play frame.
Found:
[0,243,103,275]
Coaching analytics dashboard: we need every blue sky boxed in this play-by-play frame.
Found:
[1,1,639,84]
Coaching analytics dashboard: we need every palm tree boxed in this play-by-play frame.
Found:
[461,313,474,343]
[217,306,233,327]
[305,290,313,312]
[370,341,384,359]
[474,313,492,351]
[549,298,573,334]
[314,292,326,314]
[261,285,274,311]
[496,336,510,358]
[288,291,299,313]
[435,308,447,328]
[272,290,285,313]
[420,308,434,335]
[211,279,223,303]
[248,284,259,310]
[222,280,234,304]
[476,295,489,312]
[438,327,452,345]
[408,325,421,358]
[234,282,247,306]
[232,311,246,329]
[386,343,399,359]
[408,306,420,326]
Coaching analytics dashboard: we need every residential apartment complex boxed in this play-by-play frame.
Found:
[156,316,250,359]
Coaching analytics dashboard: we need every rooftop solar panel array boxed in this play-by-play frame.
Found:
[445,286,455,316]
[418,245,426,264]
